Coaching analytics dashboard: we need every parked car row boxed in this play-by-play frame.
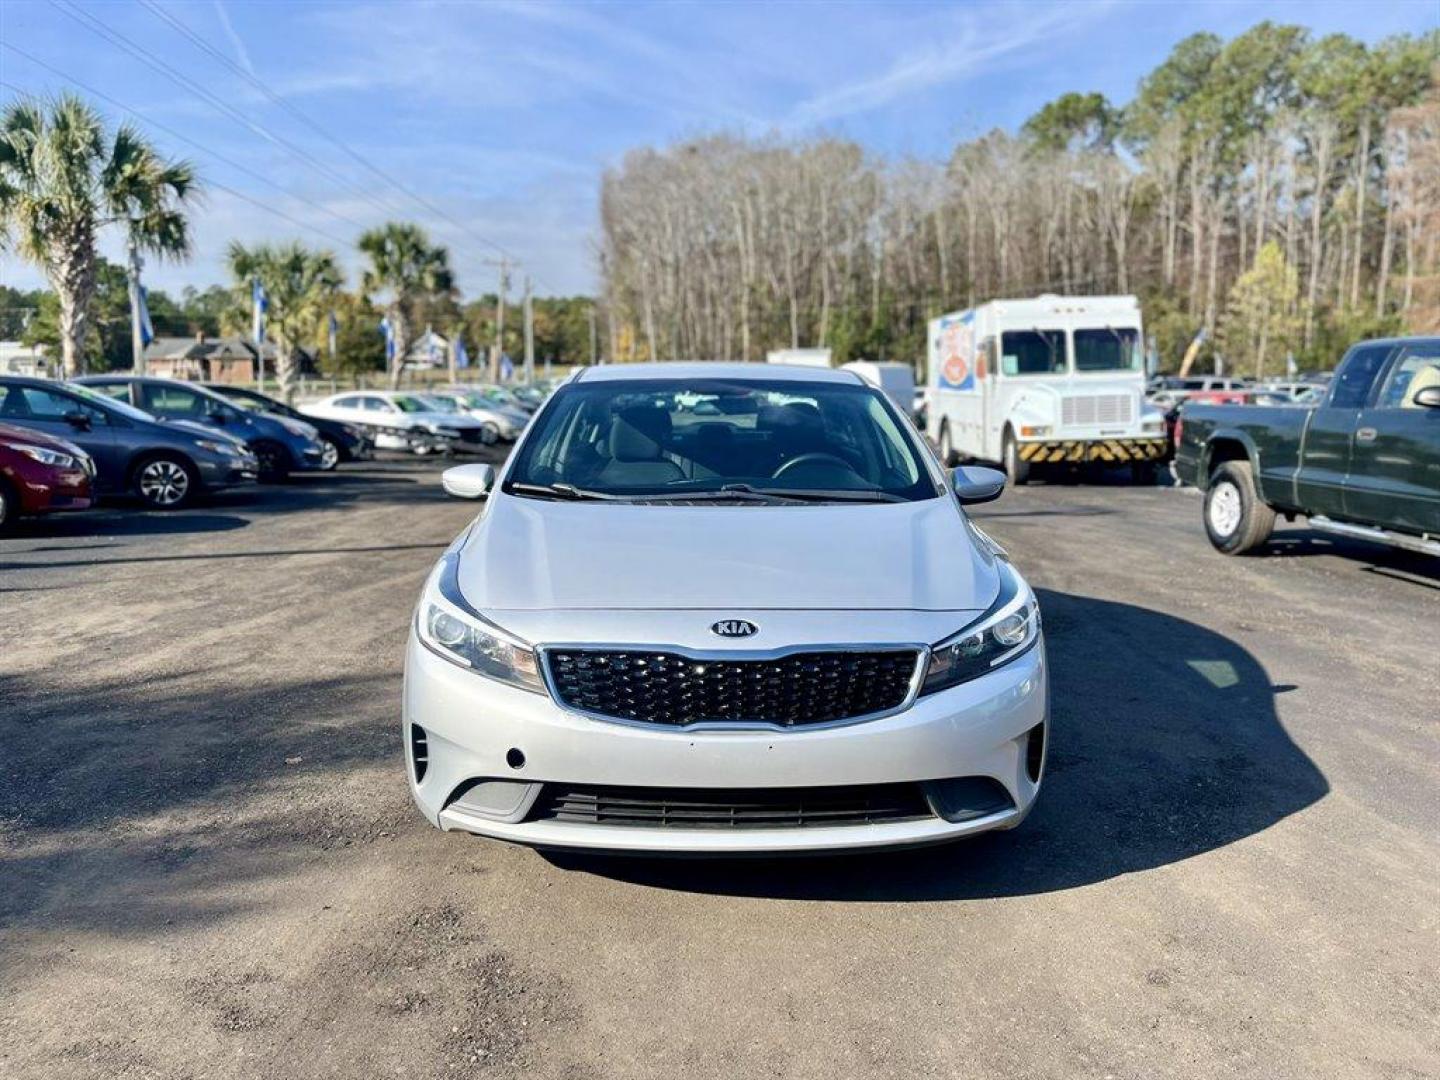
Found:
[0,373,556,532]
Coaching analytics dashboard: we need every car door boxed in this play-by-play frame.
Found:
[1345,341,1440,535]
[1295,343,1395,520]
[0,383,116,481]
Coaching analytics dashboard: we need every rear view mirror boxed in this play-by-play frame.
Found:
[62,411,91,432]
[951,465,1006,505]
[1414,386,1440,409]
[442,463,496,500]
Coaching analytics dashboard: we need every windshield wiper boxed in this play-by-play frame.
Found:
[507,482,638,502]
[633,484,906,505]
[758,487,908,503]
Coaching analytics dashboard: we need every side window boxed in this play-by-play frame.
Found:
[0,387,102,421]
[1375,345,1440,410]
[362,397,393,412]
[87,382,132,403]
[331,395,360,409]
[1328,345,1395,409]
[141,385,209,416]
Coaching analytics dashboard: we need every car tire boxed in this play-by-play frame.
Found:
[252,440,291,482]
[1004,430,1031,486]
[0,476,17,534]
[318,436,342,471]
[1203,460,1276,555]
[938,422,957,467]
[478,422,500,446]
[132,453,197,510]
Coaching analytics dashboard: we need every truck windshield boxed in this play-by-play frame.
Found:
[1074,328,1142,372]
[1000,331,1066,375]
[504,378,937,503]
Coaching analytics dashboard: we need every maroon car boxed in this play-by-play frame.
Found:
[0,421,95,533]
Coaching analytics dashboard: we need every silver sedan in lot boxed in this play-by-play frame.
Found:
[404,363,1047,855]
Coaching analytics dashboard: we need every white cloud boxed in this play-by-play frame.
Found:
[787,1,1117,127]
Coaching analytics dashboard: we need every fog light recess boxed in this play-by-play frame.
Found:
[1025,722,1046,783]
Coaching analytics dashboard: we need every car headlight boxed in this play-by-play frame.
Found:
[416,554,545,694]
[194,438,242,457]
[14,444,79,468]
[920,563,1040,695]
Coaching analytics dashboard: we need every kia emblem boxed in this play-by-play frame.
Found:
[711,619,758,638]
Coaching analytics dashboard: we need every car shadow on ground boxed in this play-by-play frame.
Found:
[1260,528,1440,587]
[543,588,1331,900]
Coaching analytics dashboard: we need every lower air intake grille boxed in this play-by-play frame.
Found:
[410,724,429,784]
[544,648,921,727]
[1062,394,1133,427]
[529,783,933,829]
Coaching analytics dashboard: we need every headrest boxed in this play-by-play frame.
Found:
[609,406,672,461]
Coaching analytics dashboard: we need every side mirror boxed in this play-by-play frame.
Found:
[441,463,496,500]
[1414,385,1440,409]
[952,465,1006,505]
[63,411,91,432]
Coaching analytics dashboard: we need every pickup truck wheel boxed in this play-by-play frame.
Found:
[1004,431,1030,486]
[1204,461,1276,555]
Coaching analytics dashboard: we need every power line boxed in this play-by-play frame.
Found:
[0,46,364,248]
[134,0,558,294]
[48,0,406,224]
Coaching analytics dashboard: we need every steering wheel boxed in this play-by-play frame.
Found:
[772,452,854,480]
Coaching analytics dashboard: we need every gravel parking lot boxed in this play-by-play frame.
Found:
[2,459,1436,1080]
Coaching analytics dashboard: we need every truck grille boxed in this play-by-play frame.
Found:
[543,648,921,728]
[529,782,933,829]
[1062,394,1132,427]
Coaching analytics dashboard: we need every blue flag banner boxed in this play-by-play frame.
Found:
[137,285,155,347]
[499,352,514,381]
[328,311,339,358]
[251,278,268,345]
[379,317,395,361]
[426,326,437,366]
[455,336,470,370]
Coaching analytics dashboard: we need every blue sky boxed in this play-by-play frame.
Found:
[2,0,1436,300]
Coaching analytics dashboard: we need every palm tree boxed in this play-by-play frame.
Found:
[226,241,343,403]
[0,93,198,376]
[357,222,454,387]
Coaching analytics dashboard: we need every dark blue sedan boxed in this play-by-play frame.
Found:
[77,376,328,481]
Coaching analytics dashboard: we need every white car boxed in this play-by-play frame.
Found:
[423,390,526,442]
[403,363,1048,855]
[304,391,492,452]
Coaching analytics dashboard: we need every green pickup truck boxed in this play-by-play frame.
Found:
[1174,336,1440,557]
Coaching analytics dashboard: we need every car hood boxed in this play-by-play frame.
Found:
[0,421,86,456]
[162,418,248,445]
[456,494,999,613]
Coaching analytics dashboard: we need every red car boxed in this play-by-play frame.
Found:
[0,421,95,533]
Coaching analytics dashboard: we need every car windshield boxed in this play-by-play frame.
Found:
[504,378,938,503]
[1074,327,1142,372]
[64,383,154,422]
[1000,330,1066,375]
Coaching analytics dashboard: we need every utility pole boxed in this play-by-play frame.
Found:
[522,275,534,385]
[588,304,598,367]
[127,239,146,375]
[491,257,508,382]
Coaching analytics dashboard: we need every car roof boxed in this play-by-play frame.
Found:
[575,362,863,384]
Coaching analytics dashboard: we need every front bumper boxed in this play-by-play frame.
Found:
[1017,437,1170,464]
[196,454,259,488]
[403,631,1049,854]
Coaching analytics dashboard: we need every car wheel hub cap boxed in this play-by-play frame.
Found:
[321,441,340,468]
[141,461,188,505]
[1209,482,1242,536]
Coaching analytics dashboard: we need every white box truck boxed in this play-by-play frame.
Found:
[924,294,1168,483]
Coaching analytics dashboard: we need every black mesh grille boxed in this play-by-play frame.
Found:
[544,648,921,728]
[530,782,933,829]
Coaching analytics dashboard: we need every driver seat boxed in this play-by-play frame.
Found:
[598,407,683,487]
